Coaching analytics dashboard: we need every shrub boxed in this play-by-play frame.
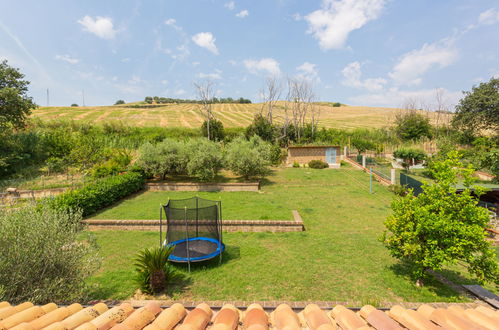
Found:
[395,111,432,141]
[71,103,78,107]
[388,184,408,196]
[136,140,187,179]
[393,148,426,171]
[381,152,499,284]
[225,136,272,179]
[201,119,225,141]
[46,157,67,173]
[340,160,347,167]
[308,159,329,169]
[0,205,100,303]
[114,100,125,105]
[50,171,145,216]
[293,161,300,168]
[134,246,174,294]
[185,139,224,181]
[245,114,276,142]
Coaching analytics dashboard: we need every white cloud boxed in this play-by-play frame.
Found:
[243,58,281,76]
[236,10,249,18]
[198,72,222,80]
[389,40,457,86]
[128,75,142,84]
[341,61,386,91]
[192,32,219,55]
[165,18,182,31]
[225,1,235,10]
[170,44,190,61]
[478,8,499,25]
[77,16,117,39]
[175,89,187,96]
[55,54,79,65]
[305,0,386,50]
[296,62,320,82]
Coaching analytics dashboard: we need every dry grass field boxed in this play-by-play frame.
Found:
[31,102,452,129]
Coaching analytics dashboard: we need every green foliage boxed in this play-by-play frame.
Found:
[393,148,426,171]
[114,100,125,105]
[201,119,225,141]
[388,184,408,196]
[133,246,174,294]
[0,205,100,303]
[0,60,37,129]
[395,111,432,141]
[308,159,329,169]
[453,77,499,136]
[144,96,153,104]
[142,96,251,104]
[50,171,145,216]
[245,114,276,142]
[382,152,499,284]
[71,103,78,107]
[185,139,224,181]
[332,102,341,107]
[351,138,377,154]
[225,136,272,179]
[136,140,187,179]
[292,161,300,168]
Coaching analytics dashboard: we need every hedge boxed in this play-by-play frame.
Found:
[50,172,145,217]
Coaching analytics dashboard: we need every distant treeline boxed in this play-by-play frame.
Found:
[144,96,252,104]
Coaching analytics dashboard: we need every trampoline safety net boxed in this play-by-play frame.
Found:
[160,197,222,263]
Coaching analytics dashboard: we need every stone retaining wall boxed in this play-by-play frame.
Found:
[83,210,304,232]
[146,182,260,192]
[0,187,69,201]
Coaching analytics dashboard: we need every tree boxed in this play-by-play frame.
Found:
[136,140,187,179]
[201,118,224,141]
[381,152,499,285]
[394,110,432,141]
[245,114,276,142]
[453,78,499,136]
[194,81,216,140]
[260,76,281,124]
[144,96,153,104]
[71,103,78,107]
[0,60,36,129]
[225,136,272,179]
[393,148,426,172]
[185,139,223,181]
[114,99,125,105]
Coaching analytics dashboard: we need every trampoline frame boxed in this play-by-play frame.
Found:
[159,197,223,271]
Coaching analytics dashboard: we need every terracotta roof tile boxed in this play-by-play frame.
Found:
[0,301,497,330]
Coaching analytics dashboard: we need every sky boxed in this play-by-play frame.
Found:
[0,0,498,108]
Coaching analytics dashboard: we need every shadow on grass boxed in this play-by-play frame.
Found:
[388,262,463,299]
[259,169,278,187]
[171,245,241,272]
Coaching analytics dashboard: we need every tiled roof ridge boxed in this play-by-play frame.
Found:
[1,300,497,330]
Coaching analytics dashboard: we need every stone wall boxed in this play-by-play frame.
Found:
[146,182,260,192]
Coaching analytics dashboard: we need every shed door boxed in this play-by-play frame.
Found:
[326,148,336,164]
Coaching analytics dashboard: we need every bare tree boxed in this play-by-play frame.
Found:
[287,77,317,141]
[260,76,282,124]
[194,80,215,140]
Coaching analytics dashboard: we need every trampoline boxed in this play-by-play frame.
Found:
[160,197,224,269]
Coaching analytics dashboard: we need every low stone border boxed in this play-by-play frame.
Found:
[0,187,69,200]
[83,210,304,232]
[146,182,260,192]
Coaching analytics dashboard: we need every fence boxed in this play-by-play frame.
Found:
[399,172,423,195]
[347,153,393,183]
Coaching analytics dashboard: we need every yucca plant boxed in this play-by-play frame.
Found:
[133,246,174,294]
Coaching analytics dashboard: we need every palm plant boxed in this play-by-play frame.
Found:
[133,246,174,294]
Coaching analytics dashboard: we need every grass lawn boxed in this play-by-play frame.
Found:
[85,166,494,304]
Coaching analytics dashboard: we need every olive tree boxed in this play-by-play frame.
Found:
[136,140,187,179]
[185,139,223,181]
[225,136,272,179]
[381,152,499,285]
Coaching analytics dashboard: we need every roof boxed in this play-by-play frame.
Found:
[288,145,340,149]
[0,300,497,329]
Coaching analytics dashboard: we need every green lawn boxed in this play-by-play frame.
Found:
[86,167,493,304]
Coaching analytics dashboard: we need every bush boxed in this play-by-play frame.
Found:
[50,171,145,216]
[134,246,174,294]
[136,140,187,179]
[395,111,432,141]
[201,119,225,141]
[225,136,273,179]
[293,161,300,168]
[308,159,329,169]
[393,148,426,171]
[185,139,224,181]
[0,205,100,303]
[245,114,276,142]
[388,184,408,196]
[71,103,78,107]
[114,99,125,105]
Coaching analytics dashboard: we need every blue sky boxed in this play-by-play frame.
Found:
[0,0,498,108]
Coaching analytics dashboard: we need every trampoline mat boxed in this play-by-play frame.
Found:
[171,239,220,259]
